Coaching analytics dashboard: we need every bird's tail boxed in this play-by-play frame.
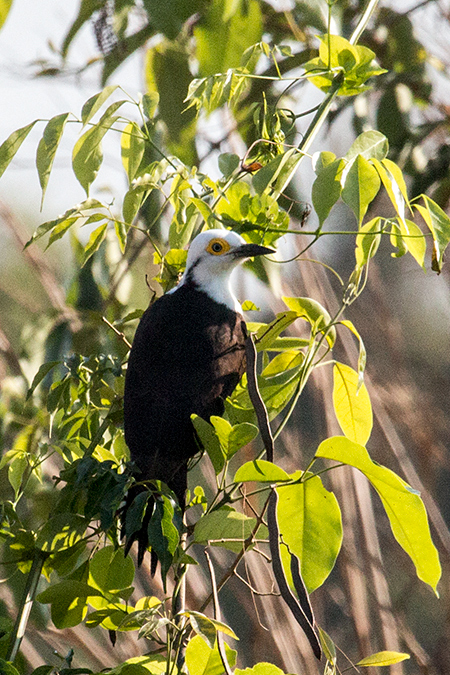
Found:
[121,477,184,581]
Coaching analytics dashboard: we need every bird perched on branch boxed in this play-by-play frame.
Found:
[123,229,273,566]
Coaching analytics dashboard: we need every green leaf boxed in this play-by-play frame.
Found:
[316,436,442,593]
[345,130,389,162]
[249,311,300,351]
[8,454,28,498]
[37,580,102,629]
[114,220,128,253]
[261,351,303,378]
[62,0,104,58]
[227,423,259,459]
[312,151,336,174]
[142,91,159,119]
[355,217,382,267]
[81,85,119,126]
[303,35,386,95]
[36,514,87,552]
[0,0,13,30]
[0,120,37,179]
[277,472,342,592]
[333,362,372,445]
[339,321,367,389]
[147,495,180,585]
[400,219,426,269]
[210,415,232,451]
[194,508,256,552]
[234,460,290,483]
[185,634,237,675]
[282,296,336,346]
[103,654,167,675]
[341,155,381,226]
[318,627,336,665]
[36,113,70,206]
[253,149,302,196]
[73,106,123,194]
[26,360,60,399]
[89,546,135,593]
[311,158,344,226]
[218,152,240,176]
[235,665,286,675]
[183,611,238,649]
[0,659,20,675]
[191,414,224,474]
[80,223,108,266]
[372,157,408,223]
[415,196,450,273]
[121,122,146,183]
[30,667,54,675]
[195,0,263,76]
[356,651,410,667]
[123,188,144,225]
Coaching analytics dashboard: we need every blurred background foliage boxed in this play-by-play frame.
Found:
[0,0,450,674]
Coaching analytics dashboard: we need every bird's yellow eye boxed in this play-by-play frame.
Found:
[206,238,231,256]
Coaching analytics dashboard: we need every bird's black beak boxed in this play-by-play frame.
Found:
[232,243,275,259]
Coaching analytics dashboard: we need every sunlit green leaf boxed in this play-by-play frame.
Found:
[341,155,381,225]
[121,122,146,183]
[248,311,300,351]
[355,217,382,267]
[283,296,336,346]
[277,471,342,592]
[0,120,37,179]
[356,651,410,667]
[80,223,108,266]
[312,151,336,174]
[104,654,167,675]
[183,610,238,649]
[261,351,303,378]
[185,634,237,675]
[191,414,224,474]
[195,0,262,76]
[81,85,119,126]
[8,454,27,498]
[228,423,259,459]
[339,321,367,389]
[36,113,70,206]
[345,130,389,162]
[400,218,426,269]
[234,460,290,483]
[415,196,450,273]
[372,157,408,223]
[89,546,135,593]
[316,436,442,593]
[311,158,344,226]
[36,514,87,552]
[37,580,102,629]
[235,664,287,675]
[142,91,159,119]
[333,362,372,445]
[73,106,122,194]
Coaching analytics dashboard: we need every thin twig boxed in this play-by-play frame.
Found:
[102,316,132,349]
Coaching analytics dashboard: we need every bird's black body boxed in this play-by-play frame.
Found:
[123,281,247,562]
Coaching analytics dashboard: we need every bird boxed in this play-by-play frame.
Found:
[122,228,274,567]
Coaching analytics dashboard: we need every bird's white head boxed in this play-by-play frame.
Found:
[173,229,274,312]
